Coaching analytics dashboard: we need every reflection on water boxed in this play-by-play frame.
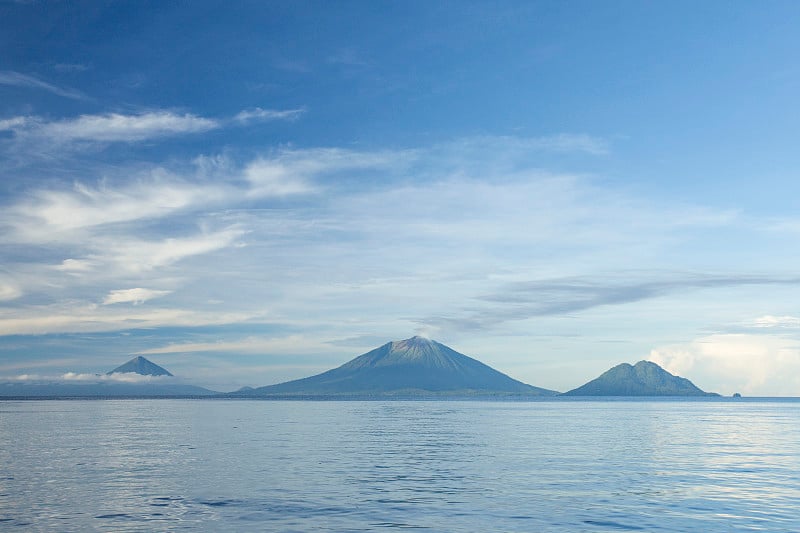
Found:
[1,399,799,531]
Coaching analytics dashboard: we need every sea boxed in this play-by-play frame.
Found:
[2,399,799,532]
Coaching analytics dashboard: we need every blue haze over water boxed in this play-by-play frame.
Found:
[2,399,799,532]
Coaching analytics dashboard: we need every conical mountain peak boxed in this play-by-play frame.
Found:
[387,336,444,360]
[235,336,557,397]
[391,335,436,348]
[108,356,173,377]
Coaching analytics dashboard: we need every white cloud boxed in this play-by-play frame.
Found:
[1,372,173,384]
[0,134,786,379]
[0,107,306,147]
[0,283,21,301]
[0,70,85,99]
[136,335,329,355]
[244,158,318,197]
[751,315,800,329]
[13,226,246,284]
[314,172,672,249]
[234,107,306,123]
[243,147,403,198]
[2,153,323,244]
[9,177,229,237]
[36,112,218,142]
[0,112,215,143]
[0,116,29,130]
[7,374,43,382]
[648,347,697,377]
[0,225,247,294]
[0,304,264,336]
[103,288,171,305]
[98,226,246,273]
[649,334,800,396]
[54,259,98,273]
[1,135,613,247]
[61,372,171,383]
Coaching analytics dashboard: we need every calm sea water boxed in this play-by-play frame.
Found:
[2,399,799,532]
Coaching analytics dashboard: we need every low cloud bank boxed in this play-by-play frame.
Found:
[649,333,800,396]
[2,372,176,384]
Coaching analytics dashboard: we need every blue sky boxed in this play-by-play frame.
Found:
[2,1,800,395]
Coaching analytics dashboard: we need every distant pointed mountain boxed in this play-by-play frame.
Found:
[0,355,217,397]
[108,356,173,376]
[563,360,718,396]
[232,336,557,397]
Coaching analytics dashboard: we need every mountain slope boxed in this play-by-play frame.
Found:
[235,336,557,397]
[108,356,173,376]
[563,360,717,396]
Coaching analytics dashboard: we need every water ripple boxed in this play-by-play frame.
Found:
[2,399,800,531]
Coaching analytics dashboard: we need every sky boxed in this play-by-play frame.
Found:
[1,1,800,395]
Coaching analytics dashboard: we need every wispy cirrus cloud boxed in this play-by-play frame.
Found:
[0,107,305,148]
[0,304,264,336]
[243,147,404,198]
[136,335,330,355]
[97,226,247,273]
[103,288,172,305]
[2,136,604,247]
[749,315,800,329]
[1,149,333,244]
[8,177,230,237]
[234,107,306,123]
[244,157,320,197]
[36,112,218,142]
[36,226,248,280]
[0,136,774,350]
[0,222,247,309]
[0,70,86,100]
[420,274,800,331]
[1,111,216,143]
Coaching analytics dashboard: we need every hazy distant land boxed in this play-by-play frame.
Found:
[0,337,721,399]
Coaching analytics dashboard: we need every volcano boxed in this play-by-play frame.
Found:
[234,336,557,397]
[108,356,173,376]
[563,360,718,396]
[0,355,216,398]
